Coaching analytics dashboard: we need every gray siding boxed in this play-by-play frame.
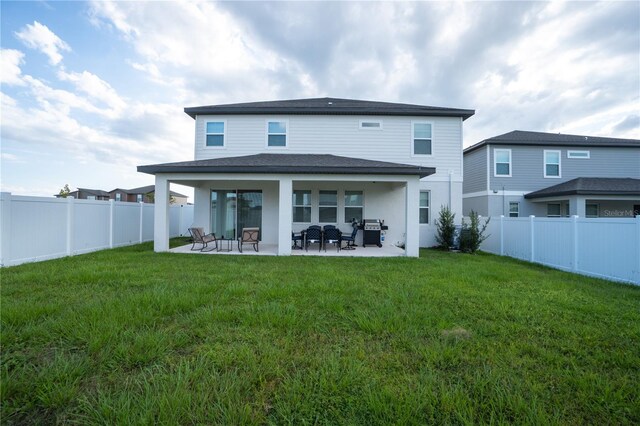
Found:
[194,114,464,180]
[489,146,640,192]
[463,146,487,194]
[462,195,488,216]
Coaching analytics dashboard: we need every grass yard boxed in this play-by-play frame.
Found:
[2,240,639,424]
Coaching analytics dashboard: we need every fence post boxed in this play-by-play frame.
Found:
[529,215,535,263]
[139,202,144,243]
[109,199,115,248]
[0,192,12,266]
[572,215,579,272]
[499,215,504,256]
[66,196,75,256]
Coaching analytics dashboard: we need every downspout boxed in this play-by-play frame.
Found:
[449,170,453,209]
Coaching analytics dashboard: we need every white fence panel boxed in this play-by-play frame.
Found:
[503,218,532,260]
[533,218,573,270]
[142,204,154,241]
[9,196,68,263]
[0,193,194,267]
[577,218,638,284]
[74,200,110,254]
[481,215,640,285]
[113,202,141,247]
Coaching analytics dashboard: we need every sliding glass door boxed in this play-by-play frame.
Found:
[211,190,262,239]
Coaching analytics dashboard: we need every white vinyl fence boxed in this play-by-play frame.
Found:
[0,192,194,267]
[481,215,640,285]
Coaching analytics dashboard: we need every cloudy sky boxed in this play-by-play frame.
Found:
[1,1,639,199]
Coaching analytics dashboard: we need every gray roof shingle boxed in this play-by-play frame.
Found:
[184,97,475,120]
[464,130,640,154]
[138,153,435,178]
[524,177,640,199]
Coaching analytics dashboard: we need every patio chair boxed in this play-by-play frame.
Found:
[188,227,217,252]
[292,231,303,249]
[238,227,260,253]
[304,226,322,252]
[323,227,342,252]
[340,226,358,250]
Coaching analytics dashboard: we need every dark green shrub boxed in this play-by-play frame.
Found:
[460,210,490,253]
[435,205,456,250]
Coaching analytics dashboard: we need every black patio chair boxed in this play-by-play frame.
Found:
[292,231,303,249]
[304,226,322,252]
[340,226,358,250]
[323,227,342,252]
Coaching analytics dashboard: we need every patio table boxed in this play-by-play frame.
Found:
[216,238,234,252]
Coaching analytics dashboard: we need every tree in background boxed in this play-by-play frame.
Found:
[57,184,71,198]
[435,205,456,250]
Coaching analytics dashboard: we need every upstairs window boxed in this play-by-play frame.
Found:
[359,120,382,130]
[292,190,311,223]
[544,150,561,178]
[419,191,430,224]
[412,122,432,155]
[319,190,337,223]
[344,191,364,223]
[267,121,287,147]
[568,150,590,159]
[494,149,512,177]
[206,121,225,147]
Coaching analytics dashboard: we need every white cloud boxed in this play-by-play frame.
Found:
[0,49,27,86]
[15,21,71,66]
[57,70,127,116]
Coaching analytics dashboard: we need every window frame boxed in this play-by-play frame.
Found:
[115,193,122,202]
[411,121,434,157]
[265,119,288,148]
[586,203,599,218]
[359,120,383,130]
[318,190,338,224]
[204,120,226,149]
[494,148,512,177]
[344,190,364,223]
[547,203,562,217]
[567,150,590,159]
[544,150,562,178]
[292,190,312,224]
[136,194,143,203]
[419,191,430,224]
[509,202,519,218]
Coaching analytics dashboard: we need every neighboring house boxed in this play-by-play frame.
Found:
[110,186,188,204]
[54,188,111,200]
[138,97,475,256]
[463,131,640,218]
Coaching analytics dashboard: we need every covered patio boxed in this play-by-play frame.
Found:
[138,153,434,257]
[170,242,406,257]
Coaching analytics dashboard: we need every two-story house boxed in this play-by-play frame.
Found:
[109,186,189,204]
[138,97,475,256]
[463,131,640,218]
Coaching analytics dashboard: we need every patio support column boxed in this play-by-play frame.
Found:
[193,187,210,233]
[154,175,170,252]
[405,177,420,257]
[278,177,293,256]
[569,196,586,217]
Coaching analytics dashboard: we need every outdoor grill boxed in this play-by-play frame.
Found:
[362,219,383,248]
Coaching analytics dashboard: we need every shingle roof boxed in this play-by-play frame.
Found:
[464,130,640,154]
[524,178,640,199]
[138,153,435,178]
[126,185,187,198]
[184,97,475,120]
[77,188,111,197]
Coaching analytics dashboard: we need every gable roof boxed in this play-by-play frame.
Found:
[184,97,475,120]
[77,188,111,197]
[138,153,435,178]
[464,130,640,154]
[524,177,640,199]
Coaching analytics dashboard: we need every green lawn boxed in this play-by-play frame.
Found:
[2,240,639,424]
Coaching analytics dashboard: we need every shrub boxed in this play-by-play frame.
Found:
[459,210,490,253]
[435,205,456,250]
